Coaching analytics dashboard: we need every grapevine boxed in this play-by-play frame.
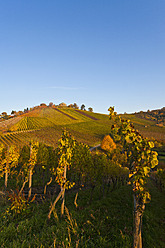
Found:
[48,130,76,218]
[108,107,158,248]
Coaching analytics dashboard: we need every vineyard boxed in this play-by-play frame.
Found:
[0,107,165,247]
[0,106,165,147]
[9,117,55,132]
[0,116,22,132]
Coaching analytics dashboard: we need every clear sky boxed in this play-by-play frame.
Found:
[0,0,165,115]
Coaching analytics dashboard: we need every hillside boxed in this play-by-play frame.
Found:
[0,107,110,147]
[0,106,165,148]
[134,107,165,126]
[121,113,165,143]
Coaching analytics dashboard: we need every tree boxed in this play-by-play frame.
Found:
[11,110,16,115]
[40,103,47,107]
[88,107,93,112]
[81,104,85,110]
[73,103,79,109]
[68,104,73,108]
[59,102,67,107]
[1,112,8,119]
[101,135,116,152]
[17,111,23,116]
[49,102,53,107]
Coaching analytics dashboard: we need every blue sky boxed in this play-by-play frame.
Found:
[0,0,165,115]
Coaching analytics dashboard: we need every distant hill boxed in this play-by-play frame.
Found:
[0,105,165,148]
[134,107,165,127]
[0,106,111,147]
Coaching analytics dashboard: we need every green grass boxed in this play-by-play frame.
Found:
[0,181,164,247]
[0,185,133,248]
[143,180,165,247]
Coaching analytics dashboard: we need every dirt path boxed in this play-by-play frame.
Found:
[90,144,101,151]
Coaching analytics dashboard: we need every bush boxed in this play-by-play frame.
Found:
[101,135,116,152]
